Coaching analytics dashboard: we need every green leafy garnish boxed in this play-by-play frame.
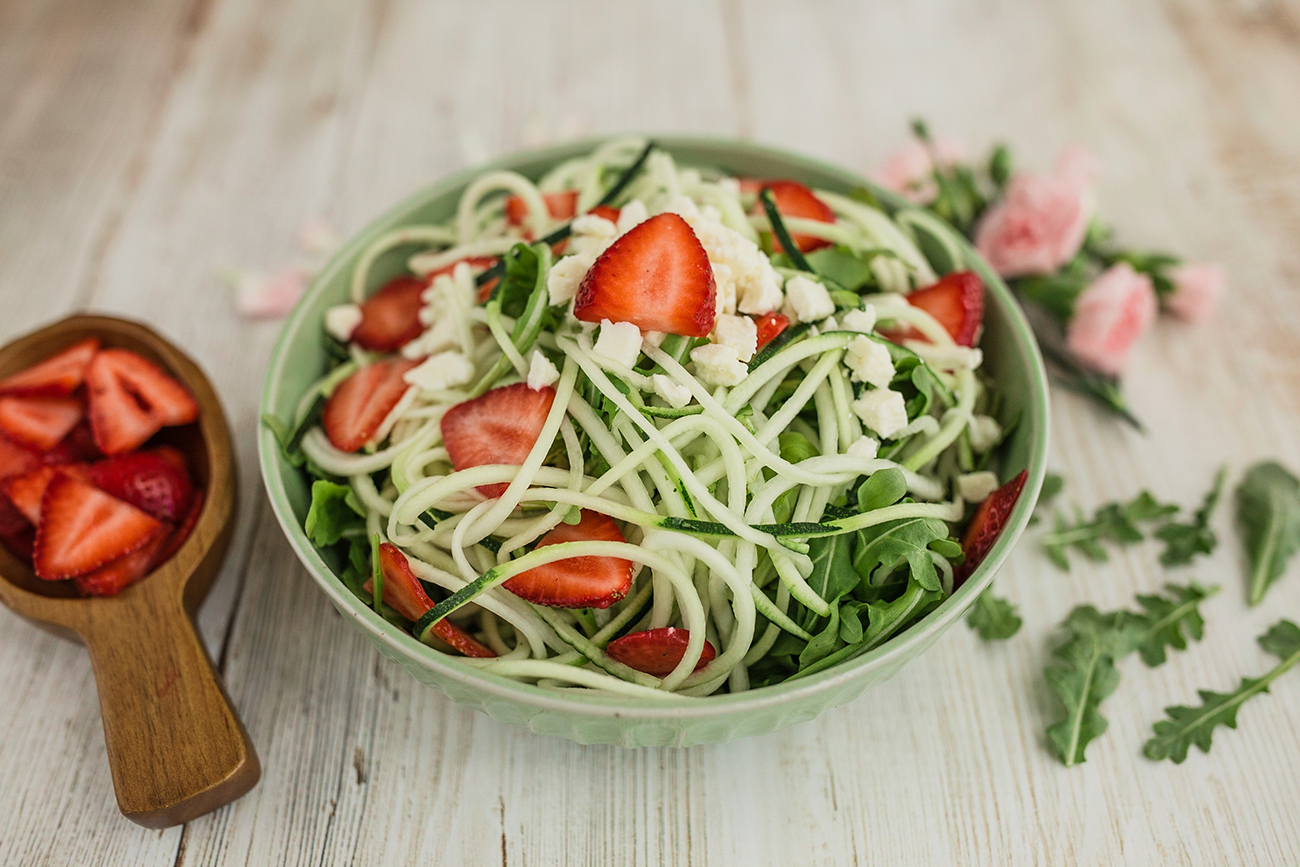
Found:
[1040,491,1178,570]
[304,480,364,547]
[1144,619,1300,763]
[852,516,950,593]
[1155,466,1226,567]
[1235,461,1300,606]
[1125,582,1218,667]
[967,590,1022,640]
[261,393,326,468]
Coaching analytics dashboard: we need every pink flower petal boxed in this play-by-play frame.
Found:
[1165,263,1225,323]
[974,171,1091,278]
[870,137,967,204]
[1054,145,1100,192]
[297,217,340,257]
[1066,263,1158,376]
[234,267,310,318]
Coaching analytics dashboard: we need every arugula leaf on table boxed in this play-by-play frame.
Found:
[1125,582,1219,667]
[304,480,365,547]
[967,590,1022,640]
[1235,461,1300,606]
[1155,466,1226,567]
[1040,491,1178,571]
[1143,620,1300,763]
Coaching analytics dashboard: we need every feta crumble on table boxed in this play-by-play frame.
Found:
[851,388,908,439]
[846,436,879,459]
[713,313,758,362]
[968,414,1003,453]
[651,373,692,408]
[957,471,1000,503]
[841,305,877,334]
[782,274,835,323]
[526,350,559,390]
[592,319,642,368]
[845,335,895,387]
[691,343,748,387]
[324,303,362,342]
[404,350,475,392]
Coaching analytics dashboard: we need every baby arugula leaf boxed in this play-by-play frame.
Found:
[1144,620,1300,763]
[967,590,1022,640]
[1125,583,1219,667]
[1156,466,1226,567]
[798,533,858,632]
[1235,461,1300,606]
[1040,491,1178,571]
[304,480,365,547]
[851,516,950,592]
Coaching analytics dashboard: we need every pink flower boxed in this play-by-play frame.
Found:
[974,148,1095,278]
[871,138,967,204]
[1164,263,1225,323]
[1066,263,1158,375]
[232,266,310,318]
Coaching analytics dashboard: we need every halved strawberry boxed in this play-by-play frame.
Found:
[0,337,99,397]
[352,275,428,352]
[4,465,90,525]
[0,433,41,481]
[589,204,621,223]
[321,358,419,453]
[954,469,1028,588]
[34,474,163,580]
[503,510,632,609]
[505,190,579,226]
[605,627,717,676]
[573,213,716,337]
[154,488,204,566]
[85,349,200,455]
[42,420,101,465]
[439,383,555,498]
[72,527,169,597]
[0,395,84,451]
[882,271,984,348]
[759,180,835,254]
[88,450,194,523]
[363,542,496,658]
[753,311,791,351]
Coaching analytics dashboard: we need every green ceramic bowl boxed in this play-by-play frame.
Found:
[259,137,1050,747]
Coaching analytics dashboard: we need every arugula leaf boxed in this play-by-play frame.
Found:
[799,603,843,668]
[1155,466,1226,567]
[880,340,952,420]
[1125,582,1218,667]
[1040,491,1178,570]
[1044,606,1131,766]
[1235,461,1300,606]
[798,533,858,631]
[856,467,907,512]
[262,392,326,468]
[304,480,364,547]
[1144,620,1300,763]
[852,516,949,593]
[967,590,1022,640]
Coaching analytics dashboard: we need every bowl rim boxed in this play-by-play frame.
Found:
[259,135,1050,720]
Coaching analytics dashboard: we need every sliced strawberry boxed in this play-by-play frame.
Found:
[34,474,163,580]
[503,510,633,609]
[760,180,835,254]
[605,627,717,676]
[573,213,716,337]
[88,450,194,523]
[42,420,101,465]
[589,204,620,223]
[0,337,100,397]
[4,465,89,525]
[440,383,555,498]
[954,469,1028,588]
[736,177,765,196]
[504,190,579,227]
[0,524,35,563]
[321,358,419,453]
[364,543,495,658]
[352,275,428,352]
[0,395,84,451]
[753,311,791,351]
[154,488,204,566]
[0,432,41,480]
[72,527,170,596]
[85,349,199,455]
[882,271,985,348]
[149,444,189,473]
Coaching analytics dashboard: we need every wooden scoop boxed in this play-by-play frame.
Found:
[0,315,259,828]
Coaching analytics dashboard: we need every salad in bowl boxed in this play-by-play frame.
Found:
[262,137,1047,743]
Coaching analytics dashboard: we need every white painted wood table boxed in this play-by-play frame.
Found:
[3,1,1299,863]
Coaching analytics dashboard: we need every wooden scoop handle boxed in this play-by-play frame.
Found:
[81,578,259,829]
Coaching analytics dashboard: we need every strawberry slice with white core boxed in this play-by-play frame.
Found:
[503,509,633,609]
[34,473,163,580]
[0,395,84,451]
[85,349,199,455]
[0,433,41,481]
[760,180,835,254]
[321,358,419,453]
[72,527,170,597]
[440,382,556,498]
[4,465,89,525]
[363,542,496,658]
[573,213,716,337]
[505,190,579,227]
[954,469,1027,588]
[885,271,984,348]
[753,311,791,351]
[352,275,429,352]
[0,337,100,397]
[605,627,717,677]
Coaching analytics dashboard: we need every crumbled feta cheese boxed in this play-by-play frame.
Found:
[592,319,642,368]
[846,436,879,459]
[782,274,835,323]
[404,350,475,392]
[616,199,649,234]
[713,313,758,362]
[969,414,1003,453]
[402,316,458,359]
[662,195,701,220]
[712,262,737,317]
[642,330,666,351]
[672,205,784,315]
[909,342,984,372]
[842,306,878,334]
[957,471,1001,503]
[690,343,748,387]
[569,213,618,256]
[852,388,909,439]
[716,177,741,197]
[738,258,784,314]
[547,251,596,305]
[845,335,896,388]
[651,374,692,408]
[324,303,362,342]
[526,350,559,390]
